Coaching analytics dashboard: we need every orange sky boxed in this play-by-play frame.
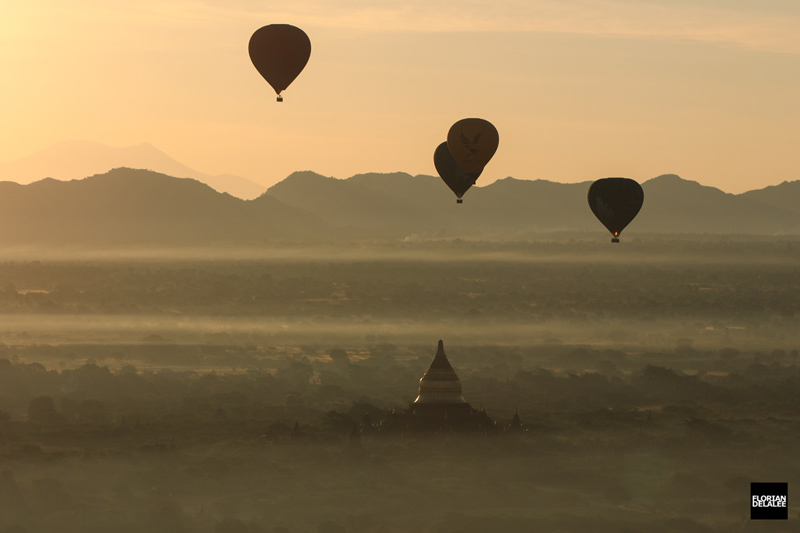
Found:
[1,1,799,193]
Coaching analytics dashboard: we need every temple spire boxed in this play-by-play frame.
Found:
[413,340,467,405]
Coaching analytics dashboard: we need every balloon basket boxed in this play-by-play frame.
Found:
[276,95,283,102]
[611,237,619,243]
[457,199,463,204]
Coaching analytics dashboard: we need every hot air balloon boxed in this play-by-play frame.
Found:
[446,118,499,175]
[249,24,311,102]
[587,178,644,243]
[434,142,481,203]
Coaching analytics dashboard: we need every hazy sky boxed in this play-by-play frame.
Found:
[1,0,799,192]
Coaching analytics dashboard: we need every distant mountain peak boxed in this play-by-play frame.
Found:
[135,141,158,149]
[647,173,684,182]
[0,168,322,245]
[349,171,415,179]
[0,140,267,200]
[269,171,344,193]
[491,176,522,184]
[285,170,337,181]
[644,173,725,191]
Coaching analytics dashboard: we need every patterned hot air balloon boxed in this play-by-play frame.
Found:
[446,118,499,175]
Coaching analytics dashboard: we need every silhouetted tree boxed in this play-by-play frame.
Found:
[329,348,349,363]
[27,395,63,424]
[277,360,313,389]
[78,399,108,423]
[323,410,354,433]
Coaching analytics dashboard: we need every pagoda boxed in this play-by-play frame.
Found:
[386,340,494,432]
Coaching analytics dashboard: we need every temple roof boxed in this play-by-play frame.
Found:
[414,340,467,405]
[428,340,456,371]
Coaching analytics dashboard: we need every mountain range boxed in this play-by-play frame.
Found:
[268,171,800,237]
[0,140,267,200]
[1,167,799,246]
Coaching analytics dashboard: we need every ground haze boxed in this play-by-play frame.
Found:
[0,238,798,532]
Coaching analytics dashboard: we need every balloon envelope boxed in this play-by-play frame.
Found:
[446,118,499,174]
[587,178,644,239]
[434,142,481,199]
[249,24,311,96]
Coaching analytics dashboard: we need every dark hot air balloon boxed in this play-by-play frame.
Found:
[446,118,499,175]
[587,177,644,243]
[249,24,311,102]
[434,142,481,203]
